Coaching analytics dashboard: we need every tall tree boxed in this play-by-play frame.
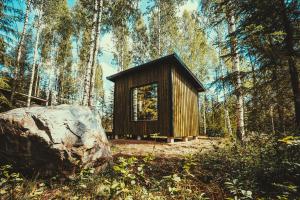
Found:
[82,0,103,106]
[0,0,22,64]
[89,0,104,106]
[227,10,245,141]
[0,0,21,109]
[11,0,31,102]
[148,0,181,59]
[55,0,75,104]
[132,13,150,65]
[110,0,136,71]
[219,0,300,132]
[279,0,300,130]
[27,4,43,107]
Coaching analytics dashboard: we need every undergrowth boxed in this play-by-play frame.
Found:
[0,135,299,200]
[197,134,300,199]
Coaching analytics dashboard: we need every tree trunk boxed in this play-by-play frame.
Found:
[120,38,124,70]
[27,8,42,107]
[89,0,103,107]
[217,29,233,137]
[203,95,207,135]
[34,71,40,96]
[82,0,100,106]
[280,0,300,131]
[46,62,53,106]
[46,41,56,106]
[11,0,31,102]
[51,48,60,106]
[222,78,233,137]
[157,0,161,56]
[249,52,258,131]
[228,13,245,141]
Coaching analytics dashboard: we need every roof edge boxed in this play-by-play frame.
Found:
[106,53,206,92]
[106,54,175,81]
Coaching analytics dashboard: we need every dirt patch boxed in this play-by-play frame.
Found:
[110,136,224,158]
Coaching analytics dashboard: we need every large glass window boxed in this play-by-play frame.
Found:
[132,83,158,121]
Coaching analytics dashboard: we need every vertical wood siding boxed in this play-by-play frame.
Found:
[172,67,199,137]
[113,62,172,137]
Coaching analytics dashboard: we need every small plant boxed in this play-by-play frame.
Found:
[71,167,96,191]
[225,179,252,200]
[28,182,46,198]
[183,154,197,177]
[113,157,137,185]
[0,165,23,198]
[278,136,300,145]
[197,193,210,200]
[161,174,182,195]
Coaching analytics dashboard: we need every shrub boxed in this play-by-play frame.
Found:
[206,127,225,137]
[197,134,300,199]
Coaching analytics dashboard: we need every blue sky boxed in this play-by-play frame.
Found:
[67,0,76,7]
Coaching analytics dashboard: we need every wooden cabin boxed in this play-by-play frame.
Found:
[107,53,205,142]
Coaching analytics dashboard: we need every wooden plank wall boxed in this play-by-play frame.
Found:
[172,66,199,137]
[113,61,172,137]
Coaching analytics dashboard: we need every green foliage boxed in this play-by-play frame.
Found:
[198,134,300,199]
[0,77,11,110]
[132,14,150,65]
[206,127,225,137]
[225,179,252,200]
[183,154,197,177]
[0,0,22,48]
[0,165,23,198]
[279,136,300,145]
[110,0,136,70]
[3,137,299,199]
[0,153,216,199]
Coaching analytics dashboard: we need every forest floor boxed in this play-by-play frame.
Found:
[110,136,224,158]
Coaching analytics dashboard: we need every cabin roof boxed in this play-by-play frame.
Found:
[107,53,205,92]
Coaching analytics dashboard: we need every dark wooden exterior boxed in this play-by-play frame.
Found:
[107,53,205,138]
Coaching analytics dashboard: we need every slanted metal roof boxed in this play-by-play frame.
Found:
[107,53,205,92]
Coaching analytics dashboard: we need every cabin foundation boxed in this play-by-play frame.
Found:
[167,137,174,143]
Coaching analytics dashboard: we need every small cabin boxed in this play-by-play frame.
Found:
[107,53,205,142]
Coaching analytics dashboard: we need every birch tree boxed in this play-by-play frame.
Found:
[227,11,245,141]
[27,5,43,107]
[88,0,104,106]
[11,0,31,102]
[82,0,103,106]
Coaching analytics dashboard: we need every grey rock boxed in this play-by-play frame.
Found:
[0,105,111,177]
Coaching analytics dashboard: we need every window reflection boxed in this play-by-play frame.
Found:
[132,83,158,121]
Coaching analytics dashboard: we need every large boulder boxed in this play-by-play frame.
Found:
[0,105,111,177]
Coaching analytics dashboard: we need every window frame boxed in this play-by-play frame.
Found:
[130,82,159,122]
